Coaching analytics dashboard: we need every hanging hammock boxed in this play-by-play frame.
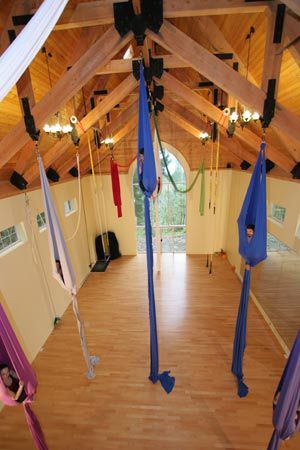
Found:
[152,108,202,194]
[231,142,267,397]
[110,158,122,218]
[0,303,48,449]
[267,330,300,449]
[138,64,175,394]
[38,155,99,379]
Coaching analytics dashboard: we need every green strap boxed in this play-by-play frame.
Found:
[199,160,205,216]
[151,107,203,194]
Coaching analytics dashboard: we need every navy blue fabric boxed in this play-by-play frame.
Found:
[231,269,251,397]
[268,331,300,449]
[232,144,267,396]
[237,142,267,267]
[138,64,175,394]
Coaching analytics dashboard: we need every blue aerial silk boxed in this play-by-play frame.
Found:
[138,63,175,394]
[232,143,267,397]
[268,330,300,449]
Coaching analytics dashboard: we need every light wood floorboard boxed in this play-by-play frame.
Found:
[0,254,299,449]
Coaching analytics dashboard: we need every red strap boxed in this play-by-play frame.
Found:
[110,159,122,218]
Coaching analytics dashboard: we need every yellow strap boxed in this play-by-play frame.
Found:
[213,132,220,214]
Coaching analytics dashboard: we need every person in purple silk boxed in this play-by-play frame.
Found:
[0,363,27,403]
[273,391,300,436]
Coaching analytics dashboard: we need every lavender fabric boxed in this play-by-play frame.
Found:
[0,0,68,101]
[0,303,48,449]
[267,330,300,449]
[38,156,98,378]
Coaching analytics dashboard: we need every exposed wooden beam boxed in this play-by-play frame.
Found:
[0,26,133,170]
[57,100,138,176]
[97,54,189,75]
[262,5,284,95]
[55,0,270,30]
[159,72,295,174]
[147,20,300,145]
[207,14,300,161]
[284,13,300,66]
[80,115,138,175]
[12,28,102,177]
[283,1,300,17]
[23,75,138,184]
[197,16,257,85]
[163,96,256,166]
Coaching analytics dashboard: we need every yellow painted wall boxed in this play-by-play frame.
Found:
[95,141,232,255]
[224,170,300,274]
[0,177,97,363]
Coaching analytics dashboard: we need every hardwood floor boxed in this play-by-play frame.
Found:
[0,254,299,449]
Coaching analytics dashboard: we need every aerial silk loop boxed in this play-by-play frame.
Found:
[0,303,48,449]
[65,152,82,241]
[267,330,300,449]
[0,0,68,101]
[138,64,175,394]
[87,132,109,258]
[151,107,202,193]
[110,157,122,218]
[207,133,220,274]
[231,142,267,397]
[24,193,57,323]
[37,153,99,379]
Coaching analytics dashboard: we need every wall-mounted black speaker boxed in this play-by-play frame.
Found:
[10,171,28,190]
[69,167,78,178]
[240,160,251,171]
[46,167,60,182]
[291,162,300,179]
[266,159,275,173]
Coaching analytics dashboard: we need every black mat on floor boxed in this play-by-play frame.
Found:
[91,259,110,272]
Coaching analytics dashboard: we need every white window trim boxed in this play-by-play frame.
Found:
[0,223,27,258]
[64,198,77,217]
[267,216,284,228]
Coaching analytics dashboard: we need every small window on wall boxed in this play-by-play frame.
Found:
[36,211,46,232]
[270,204,286,224]
[64,198,77,217]
[0,224,26,256]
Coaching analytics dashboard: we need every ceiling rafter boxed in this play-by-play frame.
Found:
[23,75,138,184]
[0,26,133,170]
[57,100,138,176]
[53,0,271,30]
[158,72,295,174]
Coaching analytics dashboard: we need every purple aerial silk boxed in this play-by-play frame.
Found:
[0,303,48,449]
[267,330,300,449]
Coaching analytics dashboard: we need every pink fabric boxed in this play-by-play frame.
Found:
[0,303,48,449]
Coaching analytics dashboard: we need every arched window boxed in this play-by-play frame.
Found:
[133,148,186,253]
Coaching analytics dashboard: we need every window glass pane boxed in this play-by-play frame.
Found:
[271,204,286,223]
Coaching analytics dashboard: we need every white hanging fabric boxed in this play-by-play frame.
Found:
[0,0,68,102]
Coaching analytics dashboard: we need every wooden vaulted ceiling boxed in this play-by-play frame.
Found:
[0,0,300,199]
